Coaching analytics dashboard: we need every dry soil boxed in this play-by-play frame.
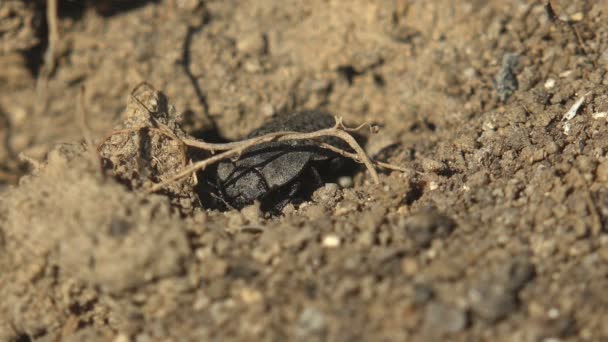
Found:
[2,1,608,341]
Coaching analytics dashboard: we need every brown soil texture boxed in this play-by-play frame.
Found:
[2,0,608,341]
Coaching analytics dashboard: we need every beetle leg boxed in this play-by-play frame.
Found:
[287,180,301,198]
[250,167,271,193]
[308,165,323,188]
[261,180,301,213]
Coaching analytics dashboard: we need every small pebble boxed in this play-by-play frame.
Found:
[599,246,608,262]
[295,307,328,340]
[547,308,560,319]
[193,295,210,310]
[596,160,608,182]
[236,33,266,55]
[241,202,262,224]
[401,257,419,275]
[113,334,130,342]
[313,183,339,203]
[423,302,468,335]
[570,12,584,22]
[468,286,517,322]
[322,234,341,248]
[463,67,477,79]
[260,103,275,117]
[175,0,201,10]
[338,176,354,188]
[420,158,446,173]
[239,287,263,304]
[304,204,327,220]
[544,78,556,89]
[495,53,519,102]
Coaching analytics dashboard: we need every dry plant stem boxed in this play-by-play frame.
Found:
[103,124,412,183]
[35,0,59,117]
[147,146,254,193]
[146,121,380,193]
[316,142,420,174]
[78,85,104,169]
[0,169,19,184]
[179,120,372,154]
[100,112,410,193]
[78,86,94,148]
[44,0,59,77]
[98,127,178,151]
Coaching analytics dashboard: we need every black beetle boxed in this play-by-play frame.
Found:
[215,110,351,211]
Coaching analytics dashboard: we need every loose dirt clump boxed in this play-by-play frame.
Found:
[0,143,191,340]
[98,83,200,212]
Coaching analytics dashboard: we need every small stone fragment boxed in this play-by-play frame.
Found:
[401,257,419,275]
[495,53,519,102]
[468,284,518,322]
[313,183,340,204]
[295,307,328,340]
[338,176,354,189]
[423,302,468,336]
[420,157,447,173]
[113,333,130,342]
[596,160,608,183]
[241,202,262,224]
[570,12,584,22]
[322,234,341,248]
[236,33,266,55]
[239,287,263,304]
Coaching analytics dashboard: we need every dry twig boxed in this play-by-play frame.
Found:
[34,0,60,119]
[146,116,380,192]
[78,85,94,148]
[99,116,416,193]
[43,0,59,77]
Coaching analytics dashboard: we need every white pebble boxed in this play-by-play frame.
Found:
[322,235,341,248]
[570,12,584,22]
[113,334,130,342]
[338,176,353,188]
[547,307,560,319]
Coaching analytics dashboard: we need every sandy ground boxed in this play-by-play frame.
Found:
[2,0,608,341]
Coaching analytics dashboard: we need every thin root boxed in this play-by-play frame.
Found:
[43,0,59,77]
[317,142,420,174]
[101,114,411,194]
[145,117,400,193]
